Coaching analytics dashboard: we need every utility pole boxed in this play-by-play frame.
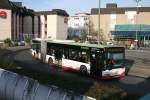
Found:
[135,0,141,49]
[98,0,101,45]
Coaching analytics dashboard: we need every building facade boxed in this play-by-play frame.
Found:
[68,12,90,38]
[90,3,150,45]
[0,9,11,41]
[0,0,69,42]
[34,9,69,40]
[0,0,34,41]
[0,0,12,41]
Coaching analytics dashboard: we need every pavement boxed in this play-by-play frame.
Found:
[126,49,150,79]
[0,46,30,57]
[0,48,11,56]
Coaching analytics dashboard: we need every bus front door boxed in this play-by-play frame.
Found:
[90,49,104,78]
[55,48,63,67]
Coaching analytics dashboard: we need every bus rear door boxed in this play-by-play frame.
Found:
[90,48,104,78]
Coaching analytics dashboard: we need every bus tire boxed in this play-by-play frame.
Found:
[48,58,54,67]
[80,65,87,75]
[34,53,37,59]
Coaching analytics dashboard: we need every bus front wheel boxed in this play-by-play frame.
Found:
[33,52,35,56]
[48,58,54,67]
[80,65,87,75]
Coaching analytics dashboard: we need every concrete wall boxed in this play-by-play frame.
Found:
[34,16,39,37]
[116,14,128,24]
[39,15,68,40]
[23,16,32,35]
[138,12,150,24]
[16,15,19,39]
[47,15,57,39]
[12,13,16,40]
[12,13,24,40]
[0,9,11,41]
[56,16,68,40]
[90,14,110,40]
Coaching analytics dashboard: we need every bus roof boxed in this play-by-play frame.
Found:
[33,39,124,48]
[47,40,114,48]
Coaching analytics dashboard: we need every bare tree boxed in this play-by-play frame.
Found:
[89,29,105,41]
[79,27,87,42]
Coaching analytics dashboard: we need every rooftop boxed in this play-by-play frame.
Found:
[0,0,11,9]
[34,9,69,16]
[91,3,150,15]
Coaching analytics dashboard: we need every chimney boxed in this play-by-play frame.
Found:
[106,3,117,8]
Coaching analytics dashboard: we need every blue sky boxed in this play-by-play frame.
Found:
[11,0,150,15]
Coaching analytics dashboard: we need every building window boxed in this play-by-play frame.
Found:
[110,14,116,30]
[45,24,47,28]
[74,17,79,20]
[84,17,88,20]
[44,15,47,38]
[84,23,88,26]
[125,11,136,24]
[44,15,47,21]
[74,24,79,26]
[64,17,68,24]
[128,19,134,24]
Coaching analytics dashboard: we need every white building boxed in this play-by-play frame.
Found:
[0,9,11,41]
[0,0,12,41]
[34,9,69,40]
[68,12,90,38]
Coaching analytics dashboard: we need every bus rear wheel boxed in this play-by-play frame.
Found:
[80,65,87,75]
[48,58,54,67]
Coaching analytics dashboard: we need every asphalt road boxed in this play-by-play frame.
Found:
[10,49,150,97]
[126,50,150,78]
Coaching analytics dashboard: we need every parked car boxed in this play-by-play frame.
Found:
[106,42,113,46]
[12,40,25,46]
[17,41,25,46]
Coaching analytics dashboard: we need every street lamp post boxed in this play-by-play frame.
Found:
[135,0,141,49]
[98,0,101,45]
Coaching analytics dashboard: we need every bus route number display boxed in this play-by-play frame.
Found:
[107,48,124,52]
[81,46,89,50]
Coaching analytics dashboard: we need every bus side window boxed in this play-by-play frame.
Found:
[47,46,50,55]
[79,51,89,63]
[54,48,63,60]
[36,44,40,53]
[69,49,79,61]
[63,48,69,59]
[48,47,55,56]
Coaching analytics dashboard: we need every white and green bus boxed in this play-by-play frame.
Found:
[31,39,126,79]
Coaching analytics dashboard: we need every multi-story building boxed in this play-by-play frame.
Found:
[34,9,69,40]
[0,0,69,42]
[0,0,34,41]
[90,3,150,46]
[0,0,12,41]
[68,12,90,38]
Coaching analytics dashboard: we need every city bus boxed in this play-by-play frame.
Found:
[31,39,126,79]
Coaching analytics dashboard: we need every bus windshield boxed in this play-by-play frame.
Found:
[108,53,124,60]
[107,52,124,68]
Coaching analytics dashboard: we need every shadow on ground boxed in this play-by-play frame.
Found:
[124,59,134,75]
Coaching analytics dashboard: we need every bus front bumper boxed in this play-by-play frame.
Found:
[101,68,126,80]
[101,73,125,80]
